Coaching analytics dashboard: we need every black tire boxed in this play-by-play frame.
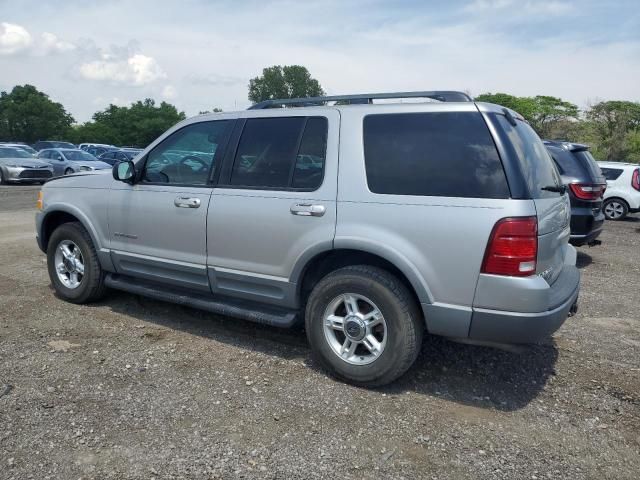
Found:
[47,222,107,304]
[64,168,74,175]
[305,265,423,387]
[603,198,628,220]
[0,169,7,185]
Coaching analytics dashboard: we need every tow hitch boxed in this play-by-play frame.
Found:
[568,302,578,317]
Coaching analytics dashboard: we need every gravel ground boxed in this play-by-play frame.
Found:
[1,185,639,479]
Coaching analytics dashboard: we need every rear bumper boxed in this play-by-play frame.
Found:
[569,206,604,246]
[468,268,579,344]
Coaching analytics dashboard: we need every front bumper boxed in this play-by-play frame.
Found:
[4,166,53,182]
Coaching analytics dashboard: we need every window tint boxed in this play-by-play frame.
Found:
[143,120,231,185]
[230,117,304,188]
[495,115,562,199]
[600,168,623,181]
[573,150,603,179]
[292,118,327,189]
[363,112,509,198]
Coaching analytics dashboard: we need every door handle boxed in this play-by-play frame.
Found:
[174,197,201,208]
[290,203,326,217]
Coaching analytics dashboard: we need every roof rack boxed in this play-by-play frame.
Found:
[248,91,473,110]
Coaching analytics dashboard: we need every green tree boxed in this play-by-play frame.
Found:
[475,92,578,138]
[70,99,186,147]
[0,84,74,143]
[585,100,640,161]
[248,65,324,104]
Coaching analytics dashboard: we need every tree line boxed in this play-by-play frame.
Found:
[0,66,638,162]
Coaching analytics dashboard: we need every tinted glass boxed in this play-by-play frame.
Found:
[573,150,604,180]
[495,116,562,199]
[0,147,31,158]
[61,150,98,161]
[363,112,509,198]
[600,168,623,181]
[231,117,305,188]
[143,120,231,185]
[291,118,327,189]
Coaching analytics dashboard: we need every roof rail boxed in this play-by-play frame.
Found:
[248,90,473,110]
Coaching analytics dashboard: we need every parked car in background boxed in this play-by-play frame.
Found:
[0,146,53,184]
[35,91,580,387]
[33,140,76,151]
[37,148,111,176]
[86,145,119,158]
[79,143,115,151]
[598,161,640,220]
[98,148,143,166]
[544,140,606,246]
[0,142,38,157]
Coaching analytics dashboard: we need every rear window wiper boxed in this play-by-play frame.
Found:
[541,185,567,194]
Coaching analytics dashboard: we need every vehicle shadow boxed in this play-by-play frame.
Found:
[576,251,593,269]
[94,289,557,413]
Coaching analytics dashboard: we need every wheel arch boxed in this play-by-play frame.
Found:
[40,205,102,254]
[294,245,433,312]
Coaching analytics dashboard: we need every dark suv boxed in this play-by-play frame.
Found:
[545,141,606,246]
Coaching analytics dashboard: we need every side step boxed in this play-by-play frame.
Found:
[104,273,299,328]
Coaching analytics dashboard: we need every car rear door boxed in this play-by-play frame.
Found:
[206,110,339,308]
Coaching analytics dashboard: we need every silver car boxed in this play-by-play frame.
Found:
[37,148,112,176]
[0,146,53,184]
[35,91,580,386]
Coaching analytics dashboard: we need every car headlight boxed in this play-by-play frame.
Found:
[79,166,93,171]
[5,163,19,168]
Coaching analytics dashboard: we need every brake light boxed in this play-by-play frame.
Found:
[632,169,640,191]
[482,217,538,277]
[569,183,605,200]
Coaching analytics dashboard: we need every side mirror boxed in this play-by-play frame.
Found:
[113,160,135,184]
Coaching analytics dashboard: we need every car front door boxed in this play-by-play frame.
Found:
[207,111,339,308]
[108,119,233,292]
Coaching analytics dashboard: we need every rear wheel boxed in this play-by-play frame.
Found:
[47,222,107,303]
[305,265,423,387]
[603,198,628,220]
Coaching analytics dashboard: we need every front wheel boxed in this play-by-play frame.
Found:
[603,198,628,220]
[47,222,107,303]
[64,168,74,175]
[0,169,7,185]
[305,265,423,387]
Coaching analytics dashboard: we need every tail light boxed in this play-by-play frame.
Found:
[569,183,605,200]
[632,169,640,191]
[482,217,538,277]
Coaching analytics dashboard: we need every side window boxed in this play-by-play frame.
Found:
[292,118,328,189]
[600,168,623,181]
[39,150,50,159]
[143,120,231,185]
[230,117,305,188]
[363,112,510,198]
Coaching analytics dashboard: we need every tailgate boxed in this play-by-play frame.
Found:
[534,194,571,285]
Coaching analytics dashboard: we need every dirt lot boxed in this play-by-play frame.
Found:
[1,185,639,479]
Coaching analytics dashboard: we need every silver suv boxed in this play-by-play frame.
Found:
[35,91,580,386]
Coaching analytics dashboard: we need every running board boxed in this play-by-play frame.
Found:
[104,274,299,328]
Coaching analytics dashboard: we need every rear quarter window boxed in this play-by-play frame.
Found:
[600,167,623,181]
[363,112,510,198]
[494,115,562,199]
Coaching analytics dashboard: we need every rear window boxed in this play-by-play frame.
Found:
[573,150,603,180]
[363,112,509,198]
[494,116,562,199]
[600,167,623,181]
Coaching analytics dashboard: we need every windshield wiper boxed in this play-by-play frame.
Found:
[541,185,567,194]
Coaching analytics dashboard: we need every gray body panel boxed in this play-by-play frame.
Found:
[35,100,580,345]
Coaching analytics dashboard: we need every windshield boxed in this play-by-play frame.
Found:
[0,147,32,159]
[61,150,98,161]
[122,150,141,159]
[17,145,37,155]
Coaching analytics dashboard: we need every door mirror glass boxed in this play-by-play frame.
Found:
[55,154,63,161]
[113,160,135,183]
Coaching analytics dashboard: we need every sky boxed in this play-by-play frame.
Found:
[1,0,639,122]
